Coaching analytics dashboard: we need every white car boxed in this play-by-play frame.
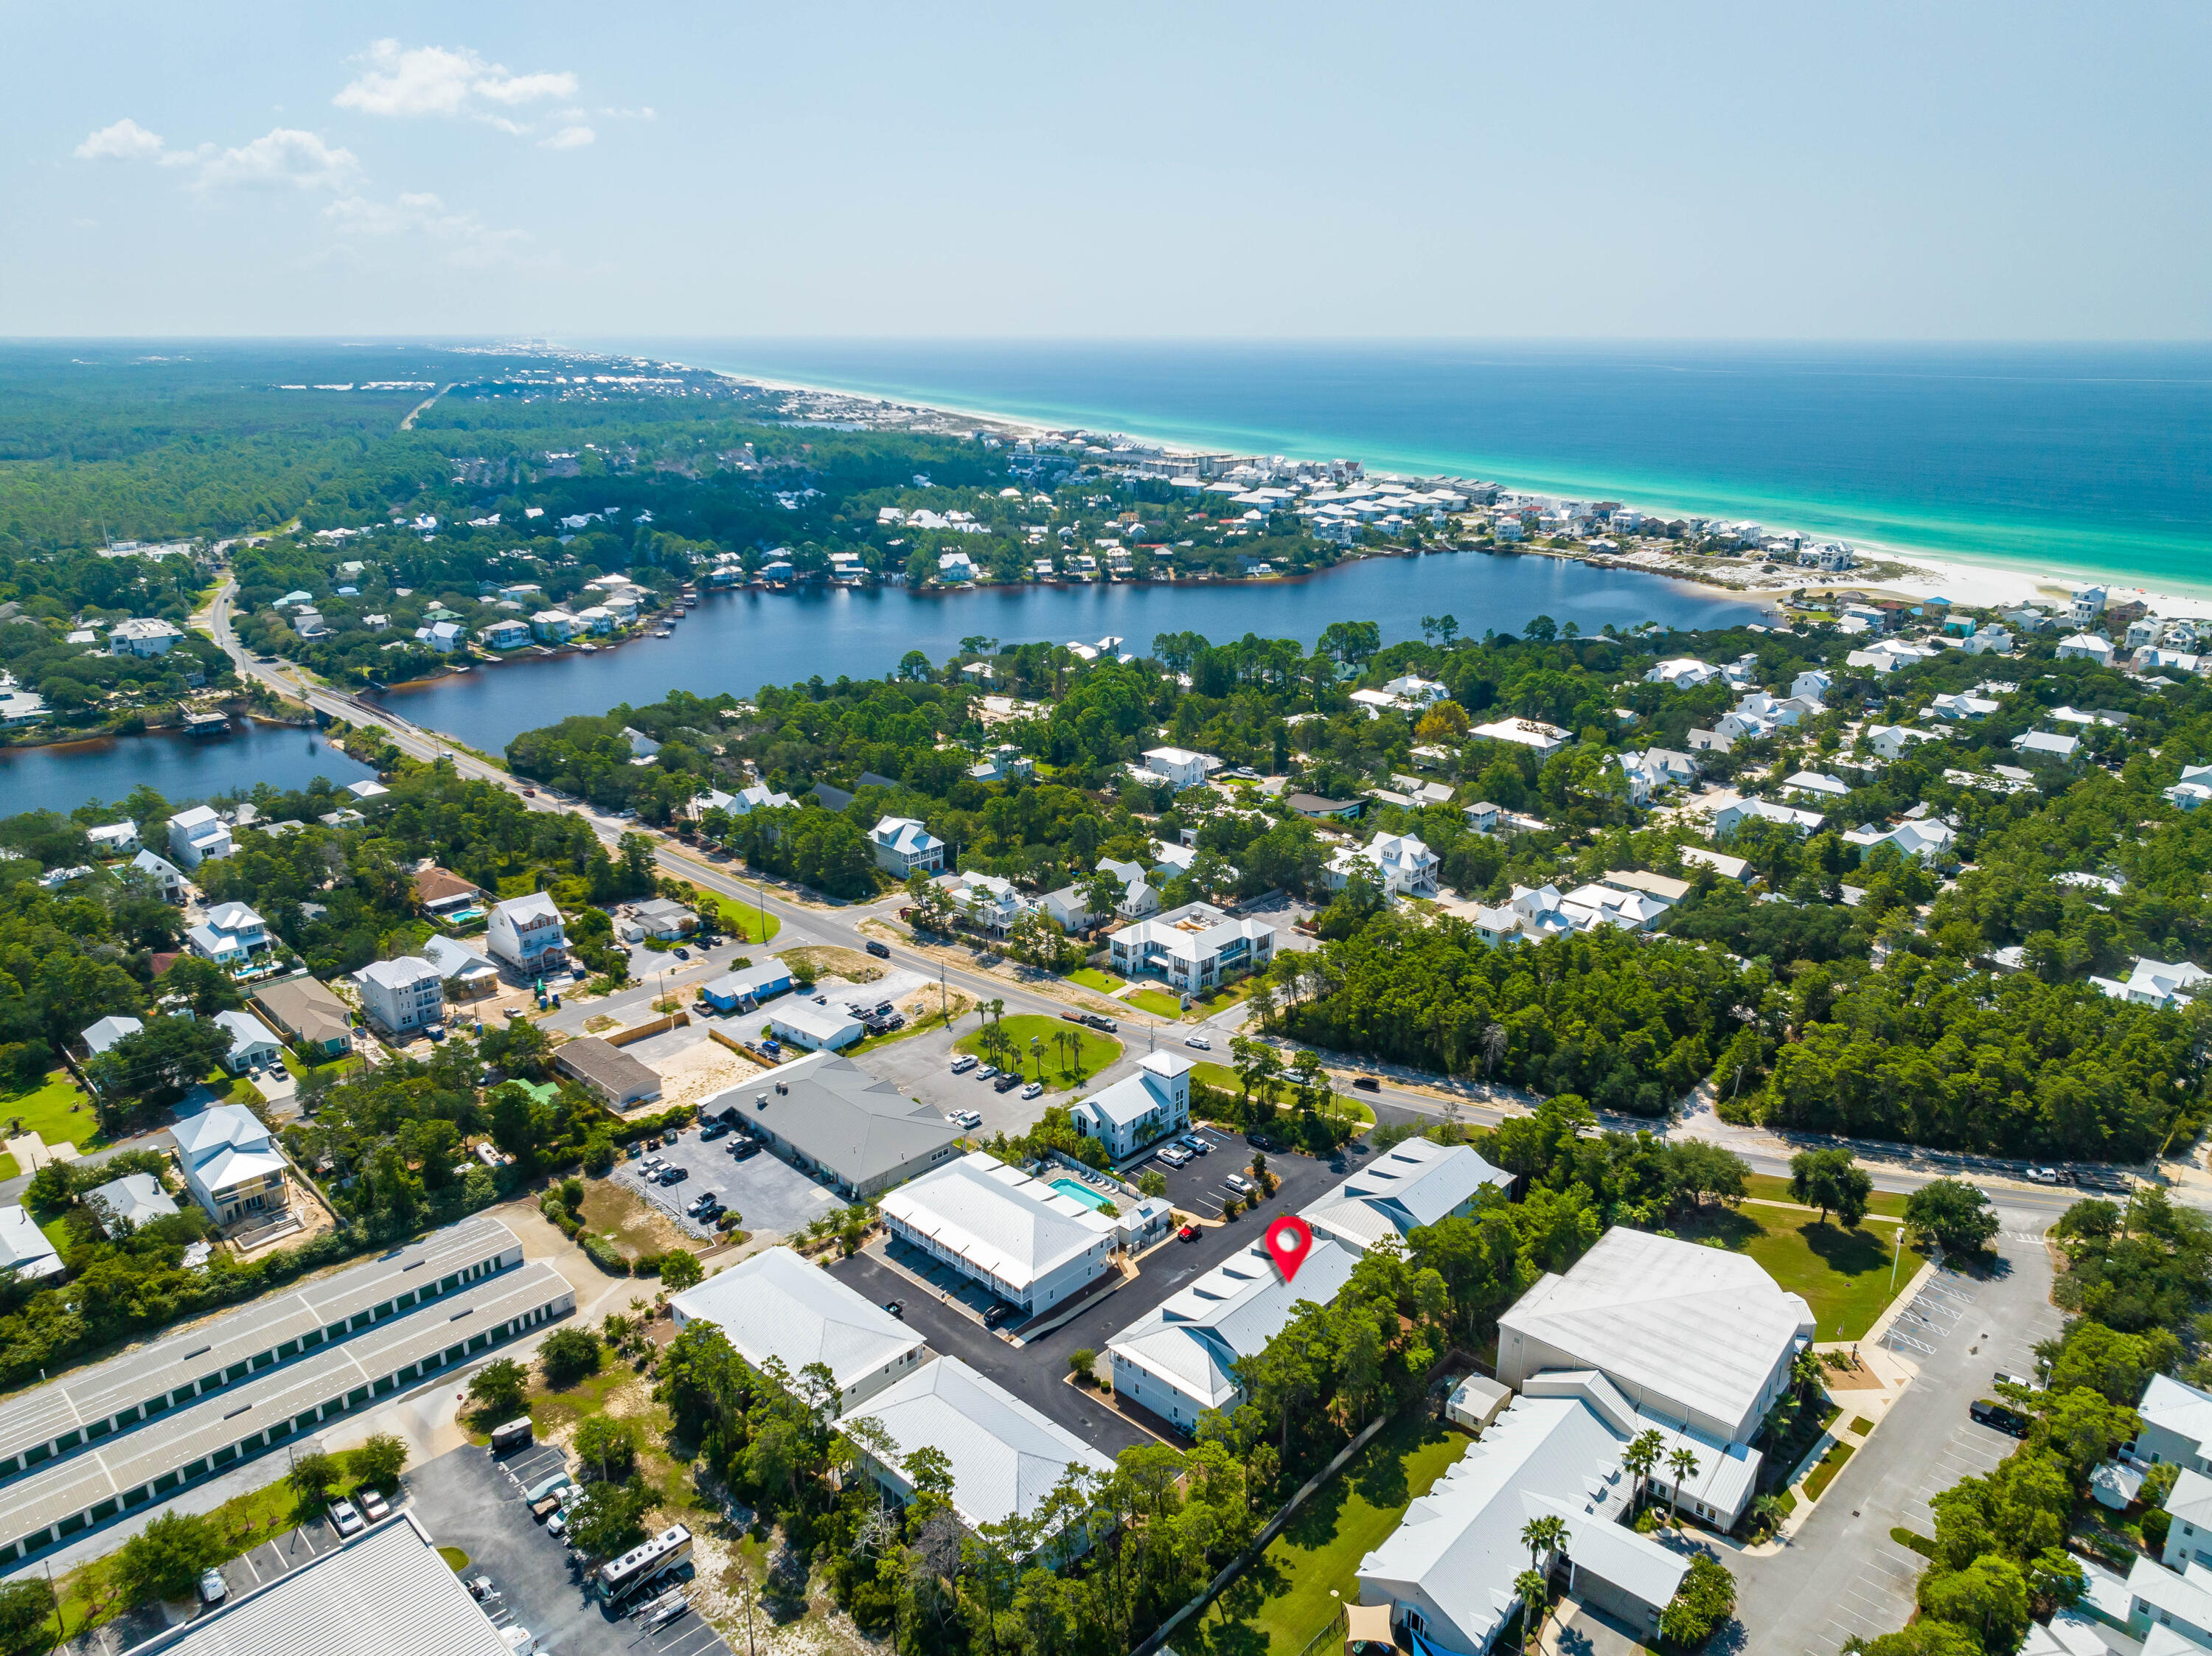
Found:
[950,1054,978,1074]
[1020,1083,1042,1101]
[1222,1172,1254,1194]
[198,1568,228,1606]
[1157,1146,1192,1168]
[974,1064,998,1080]
[1183,1036,1211,1051]
[2025,1166,2062,1184]
[329,1499,366,1539]
[954,1109,984,1129]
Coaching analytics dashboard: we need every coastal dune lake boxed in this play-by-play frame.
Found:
[376,549,1767,754]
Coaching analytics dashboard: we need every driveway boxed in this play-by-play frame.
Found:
[615,1124,846,1241]
[406,1440,734,1656]
[1727,1211,2061,1656]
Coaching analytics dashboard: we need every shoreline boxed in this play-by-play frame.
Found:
[672,352,2212,621]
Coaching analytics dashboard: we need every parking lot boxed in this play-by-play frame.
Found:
[613,1121,845,1240]
[407,1439,732,1656]
[827,1127,1350,1454]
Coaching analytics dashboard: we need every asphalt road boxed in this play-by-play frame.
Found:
[201,579,2152,1217]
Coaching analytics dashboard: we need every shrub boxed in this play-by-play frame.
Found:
[658,1250,703,1291]
[581,1234,630,1276]
[1068,1349,1097,1384]
[1658,1554,1736,1648]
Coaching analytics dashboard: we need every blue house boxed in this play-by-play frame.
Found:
[701,960,794,1014]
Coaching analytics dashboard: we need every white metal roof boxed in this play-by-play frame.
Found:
[1301,1140,1511,1250]
[116,1511,509,1655]
[848,1355,1113,1534]
[669,1247,922,1401]
[1499,1226,1813,1442]
[878,1153,1114,1293]
[1357,1395,1647,1652]
[1107,1235,1362,1410]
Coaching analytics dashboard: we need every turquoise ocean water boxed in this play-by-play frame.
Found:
[622,341,2212,596]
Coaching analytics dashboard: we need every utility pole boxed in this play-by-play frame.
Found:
[1889,1220,1903,1291]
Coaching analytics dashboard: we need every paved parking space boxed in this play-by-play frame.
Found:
[824,1131,1350,1462]
[614,1124,844,1239]
[406,1441,735,1656]
[220,1509,343,1598]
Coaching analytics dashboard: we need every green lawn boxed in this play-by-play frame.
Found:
[1127,988,1184,1020]
[955,1015,1121,1094]
[700,893,781,944]
[1674,1200,1921,1340]
[1189,1062,1377,1129]
[1068,967,1126,994]
[1221,1414,1467,1656]
[844,998,967,1060]
[1803,1438,1856,1501]
[0,1072,105,1150]
[1745,1172,1908,1220]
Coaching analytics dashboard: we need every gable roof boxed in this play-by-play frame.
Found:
[1107,1235,1362,1410]
[848,1355,1114,1534]
[173,1104,271,1162]
[1499,1226,1813,1439]
[1301,1139,1512,1250]
[879,1152,1116,1292]
[669,1246,922,1400]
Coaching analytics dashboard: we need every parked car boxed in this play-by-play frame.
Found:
[524,1472,574,1504]
[675,947,690,961]
[700,1121,728,1141]
[993,1074,1020,1093]
[982,1304,1015,1329]
[1971,1398,2031,1437]
[1181,1135,1210,1155]
[329,1500,366,1539]
[1021,1082,1043,1100]
[1223,1172,1254,1194]
[658,1166,689,1185]
[950,1054,978,1074]
[544,1509,568,1540]
[865,940,891,959]
[952,1109,984,1129]
[198,1568,228,1605]
[975,1064,998,1080]
[1183,1036,1211,1051]
[1178,1225,1200,1242]
[1157,1146,1192,1168]
[686,1192,717,1217]
[1351,1076,1380,1092]
[732,1140,762,1161]
[358,1489,390,1522]
[268,1061,289,1080]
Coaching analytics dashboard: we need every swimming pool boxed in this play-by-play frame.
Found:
[1049,1177,1116,1211]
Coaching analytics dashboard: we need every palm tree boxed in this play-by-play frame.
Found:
[1623,1429,1663,1516]
[1519,1514,1567,1576]
[1791,1348,1825,1400]
[1513,1568,1549,1655]
[1666,1447,1700,1526]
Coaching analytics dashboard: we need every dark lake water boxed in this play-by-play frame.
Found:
[14,552,1766,814]
[1,721,375,818]
[375,550,1770,753]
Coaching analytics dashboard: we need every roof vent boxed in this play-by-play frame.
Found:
[755,1093,768,1109]
[775,1082,787,1095]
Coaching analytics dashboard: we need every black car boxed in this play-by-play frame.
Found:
[1970,1398,2031,1437]
[1352,1076,1380,1092]
[658,1166,690,1185]
[865,940,891,959]
[732,1140,762,1161]
[993,1073,1021,1093]
[700,1121,728,1141]
[981,1304,1015,1329]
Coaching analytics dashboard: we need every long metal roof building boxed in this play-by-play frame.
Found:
[118,1510,511,1655]
[0,1256,572,1563]
[0,1214,523,1483]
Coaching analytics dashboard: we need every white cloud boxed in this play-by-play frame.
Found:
[540,125,594,150]
[334,40,576,124]
[73,119,355,192]
[74,118,169,161]
[193,128,358,192]
[323,191,529,267]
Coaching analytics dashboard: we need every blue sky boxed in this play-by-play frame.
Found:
[5,1,2207,339]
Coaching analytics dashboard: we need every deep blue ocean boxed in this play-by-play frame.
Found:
[626,340,2212,595]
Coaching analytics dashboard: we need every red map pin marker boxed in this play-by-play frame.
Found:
[1264,1214,1314,1284]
